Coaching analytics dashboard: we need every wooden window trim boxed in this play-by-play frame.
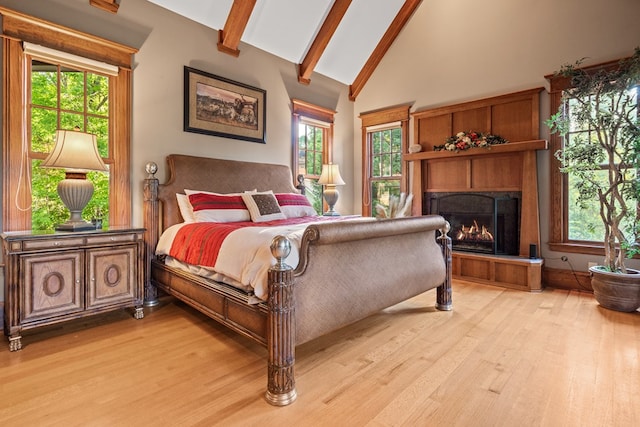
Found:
[291,99,336,178]
[1,7,136,231]
[546,57,629,254]
[359,105,410,215]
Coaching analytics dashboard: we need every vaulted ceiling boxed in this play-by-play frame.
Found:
[146,0,422,100]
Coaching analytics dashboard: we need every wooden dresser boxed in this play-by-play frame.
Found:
[2,227,145,351]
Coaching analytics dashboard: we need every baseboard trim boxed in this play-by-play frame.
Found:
[543,266,592,292]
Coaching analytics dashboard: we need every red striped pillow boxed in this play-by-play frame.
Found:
[188,193,250,222]
[275,193,317,218]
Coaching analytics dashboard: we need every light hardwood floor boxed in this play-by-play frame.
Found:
[1,280,639,426]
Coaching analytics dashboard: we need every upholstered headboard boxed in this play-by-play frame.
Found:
[154,154,299,229]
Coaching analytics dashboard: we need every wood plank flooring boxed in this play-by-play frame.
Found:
[1,280,639,426]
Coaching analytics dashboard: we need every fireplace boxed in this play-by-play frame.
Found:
[428,192,520,255]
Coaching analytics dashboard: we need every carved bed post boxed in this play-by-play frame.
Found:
[143,162,160,307]
[265,236,297,406]
[436,221,453,311]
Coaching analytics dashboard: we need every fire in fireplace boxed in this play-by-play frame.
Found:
[427,192,520,255]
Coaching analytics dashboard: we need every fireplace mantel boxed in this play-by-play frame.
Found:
[404,139,547,161]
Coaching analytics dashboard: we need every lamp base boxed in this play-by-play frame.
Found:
[323,211,340,216]
[55,220,96,232]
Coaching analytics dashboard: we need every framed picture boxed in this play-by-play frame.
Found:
[184,66,266,143]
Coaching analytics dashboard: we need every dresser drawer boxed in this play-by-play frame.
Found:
[22,237,86,251]
[86,233,138,246]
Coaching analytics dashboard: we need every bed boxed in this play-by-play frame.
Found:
[143,154,452,406]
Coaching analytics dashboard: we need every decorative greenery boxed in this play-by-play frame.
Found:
[546,47,640,273]
[433,131,508,152]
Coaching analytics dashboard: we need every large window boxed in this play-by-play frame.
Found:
[547,59,638,254]
[359,106,409,216]
[1,10,136,231]
[292,99,335,214]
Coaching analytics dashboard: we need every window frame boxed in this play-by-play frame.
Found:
[359,105,410,216]
[1,8,136,231]
[291,99,336,212]
[547,58,633,255]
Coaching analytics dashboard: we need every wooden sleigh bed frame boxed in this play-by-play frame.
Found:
[143,154,452,406]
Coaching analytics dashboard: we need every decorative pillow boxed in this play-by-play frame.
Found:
[275,193,318,218]
[241,192,286,222]
[176,193,196,223]
[188,192,251,223]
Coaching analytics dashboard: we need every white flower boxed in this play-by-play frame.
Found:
[456,132,465,138]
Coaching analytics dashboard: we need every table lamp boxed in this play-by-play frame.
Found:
[41,129,107,231]
[317,163,345,216]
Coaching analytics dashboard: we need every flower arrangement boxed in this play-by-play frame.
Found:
[433,131,508,152]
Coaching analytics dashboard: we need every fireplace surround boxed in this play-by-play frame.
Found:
[428,192,520,256]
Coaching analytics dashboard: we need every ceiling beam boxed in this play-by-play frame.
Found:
[349,0,422,101]
[217,0,256,57]
[297,0,352,85]
[89,0,119,13]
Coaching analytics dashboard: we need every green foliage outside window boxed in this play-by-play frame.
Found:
[298,122,325,214]
[30,60,110,231]
[370,127,402,215]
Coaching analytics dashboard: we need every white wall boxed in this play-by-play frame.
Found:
[0,0,354,302]
[354,0,640,272]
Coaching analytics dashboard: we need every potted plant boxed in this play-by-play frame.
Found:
[547,48,640,312]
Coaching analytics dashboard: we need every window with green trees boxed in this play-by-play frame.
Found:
[29,59,110,230]
[368,126,402,215]
[359,105,409,216]
[292,99,335,215]
[564,87,638,242]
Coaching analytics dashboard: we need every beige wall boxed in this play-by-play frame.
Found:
[353,0,640,271]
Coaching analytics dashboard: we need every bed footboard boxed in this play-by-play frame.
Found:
[265,220,452,406]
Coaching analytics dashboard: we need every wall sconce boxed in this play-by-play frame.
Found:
[317,163,345,216]
[41,129,107,231]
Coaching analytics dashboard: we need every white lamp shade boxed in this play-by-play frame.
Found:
[317,163,345,186]
[41,130,107,172]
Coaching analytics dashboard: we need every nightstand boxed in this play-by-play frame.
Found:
[2,227,145,351]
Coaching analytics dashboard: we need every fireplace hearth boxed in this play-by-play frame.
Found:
[428,192,520,255]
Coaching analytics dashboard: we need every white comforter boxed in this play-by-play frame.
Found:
[156,219,322,301]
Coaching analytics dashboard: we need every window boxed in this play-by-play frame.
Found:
[29,59,111,230]
[1,10,136,231]
[547,59,638,254]
[359,106,409,216]
[291,99,335,214]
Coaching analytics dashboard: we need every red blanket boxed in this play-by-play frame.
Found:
[169,216,332,267]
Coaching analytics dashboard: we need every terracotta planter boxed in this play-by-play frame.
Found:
[589,266,640,312]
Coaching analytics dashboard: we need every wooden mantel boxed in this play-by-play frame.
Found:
[404,139,547,162]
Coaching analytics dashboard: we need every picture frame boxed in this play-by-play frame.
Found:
[184,66,266,144]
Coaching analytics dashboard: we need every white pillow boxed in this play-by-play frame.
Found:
[188,192,251,223]
[176,193,196,223]
[275,193,318,218]
[241,192,286,222]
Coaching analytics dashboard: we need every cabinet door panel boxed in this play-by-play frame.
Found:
[87,245,136,308]
[22,251,84,322]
